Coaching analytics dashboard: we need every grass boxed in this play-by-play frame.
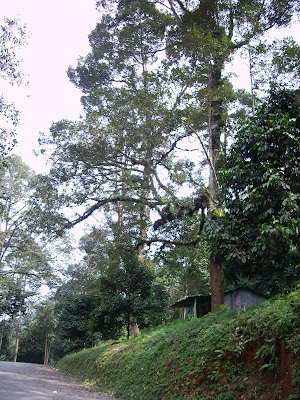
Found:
[57,288,300,400]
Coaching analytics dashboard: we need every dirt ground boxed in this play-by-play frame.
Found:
[0,361,119,400]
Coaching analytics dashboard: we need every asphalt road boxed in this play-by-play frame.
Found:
[0,361,118,400]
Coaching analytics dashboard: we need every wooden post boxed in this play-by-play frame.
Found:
[194,298,197,319]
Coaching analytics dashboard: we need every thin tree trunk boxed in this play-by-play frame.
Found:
[13,313,22,362]
[248,45,256,115]
[137,203,147,261]
[44,338,51,366]
[7,317,15,351]
[0,321,5,352]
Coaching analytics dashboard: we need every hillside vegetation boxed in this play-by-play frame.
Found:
[57,289,300,400]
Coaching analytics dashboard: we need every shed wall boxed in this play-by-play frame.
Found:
[225,288,265,311]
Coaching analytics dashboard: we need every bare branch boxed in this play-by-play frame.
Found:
[155,131,192,166]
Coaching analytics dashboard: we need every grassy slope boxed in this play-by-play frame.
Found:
[57,289,300,400]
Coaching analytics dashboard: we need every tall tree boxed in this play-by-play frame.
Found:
[0,155,57,361]
[39,0,299,311]
[152,0,300,310]
[92,0,300,309]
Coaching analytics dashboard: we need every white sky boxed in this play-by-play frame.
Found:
[1,0,101,172]
[1,0,299,175]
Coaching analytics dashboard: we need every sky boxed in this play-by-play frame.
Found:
[1,0,299,175]
[1,0,101,172]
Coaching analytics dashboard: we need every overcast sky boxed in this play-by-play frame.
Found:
[1,0,101,172]
[1,1,299,174]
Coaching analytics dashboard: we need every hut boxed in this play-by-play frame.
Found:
[171,286,267,320]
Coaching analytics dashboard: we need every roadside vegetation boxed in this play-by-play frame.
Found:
[57,288,300,400]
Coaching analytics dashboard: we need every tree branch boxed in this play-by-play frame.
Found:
[64,196,164,229]
[153,194,208,230]
[187,124,220,190]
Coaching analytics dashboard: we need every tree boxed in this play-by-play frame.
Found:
[155,0,300,310]
[208,88,300,295]
[0,155,58,361]
[0,156,52,285]
[0,155,34,263]
[90,251,164,339]
[38,4,194,242]
[39,0,300,311]
[155,237,211,302]
[55,290,100,353]
[17,300,62,364]
[0,274,25,357]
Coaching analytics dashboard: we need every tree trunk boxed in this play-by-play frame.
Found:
[0,321,5,352]
[137,203,147,261]
[128,315,140,338]
[208,64,225,311]
[127,312,139,339]
[7,317,15,356]
[210,257,224,311]
[44,338,51,366]
[13,313,22,362]
[248,45,256,115]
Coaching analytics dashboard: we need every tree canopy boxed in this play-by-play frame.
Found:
[36,0,300,310]
[207,88,300,294]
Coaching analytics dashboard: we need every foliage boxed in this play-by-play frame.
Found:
[0,156,65,362]
[90,252,168,340]
[207,88,300,294]
[0,274,26,320]
[36,0,300,311]
[154,237,211,302]
[271,37,300,87]
[52,244,169,349]
[57,288,300,400]
[55,292,101,353]
[0,155,53,291]
[17,301,59,364]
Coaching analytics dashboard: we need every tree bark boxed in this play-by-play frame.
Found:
[0,321,5,352]
[13,313,22,362]
[128,315,140,338]
[137,203,147,261]
[210,257,224,311]
[208,63,225,311]
[44,338,51,366]
[7,317,15,355]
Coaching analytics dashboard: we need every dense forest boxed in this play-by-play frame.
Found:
[0,0,299,365]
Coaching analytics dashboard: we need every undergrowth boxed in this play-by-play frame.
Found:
[57,288,300,400]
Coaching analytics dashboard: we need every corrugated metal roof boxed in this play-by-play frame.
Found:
[170,294,211,308]
[170,286,267,308]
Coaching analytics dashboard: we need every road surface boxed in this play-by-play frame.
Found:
[0,361,118,400]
